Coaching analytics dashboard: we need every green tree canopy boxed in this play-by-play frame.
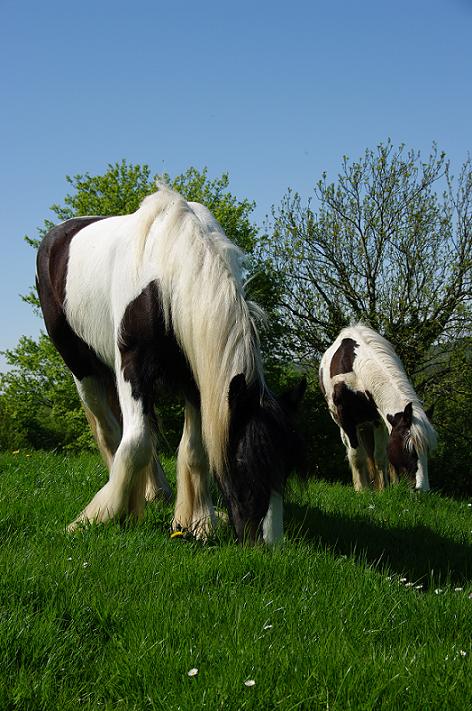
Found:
[262,141,472,381]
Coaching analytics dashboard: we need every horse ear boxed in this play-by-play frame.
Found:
[403,402,413,427]
[228,373,260,415]
[228,373,247,411]
[387,413,395,427]
[425,402,435,421]
[283,377,307,411]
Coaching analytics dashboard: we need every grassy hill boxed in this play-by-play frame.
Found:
[0,452,471,710]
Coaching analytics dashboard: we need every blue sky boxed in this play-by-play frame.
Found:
[1,0,471,371]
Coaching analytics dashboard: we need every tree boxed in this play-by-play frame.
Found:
[0,335,93,451]
[261,141,472,383]
[1,161,264,452]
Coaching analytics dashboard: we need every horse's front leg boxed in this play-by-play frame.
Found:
[68,369,152,530]
[172,400,216,539]
[373,423,390,490]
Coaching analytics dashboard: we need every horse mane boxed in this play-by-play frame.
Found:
[131,185,265,474]
[340,322,437,454]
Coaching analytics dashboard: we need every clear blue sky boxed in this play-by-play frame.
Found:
[1,0,471,371]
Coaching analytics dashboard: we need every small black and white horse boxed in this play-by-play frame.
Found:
[319,323,436,491]
[36,186,305,542]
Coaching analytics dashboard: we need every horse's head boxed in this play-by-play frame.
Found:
[224,374,306,543]
[386,402,430,490]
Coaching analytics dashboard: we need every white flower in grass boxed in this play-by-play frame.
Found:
[405,582,414,588]
[244,679,256,687]
[187,668,199,677]
[454,587,463,592]
[434,588,444,595]
[460,650,467,657]
[400,577,408,583]
[415,585,423,590]
[82,562,89,568]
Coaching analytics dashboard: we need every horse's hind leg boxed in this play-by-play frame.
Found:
[342,431,369,491]
[373,423,389,490]
[172,400,216,539]
[75,374,122,470]
[68,369,154,530]
[143,411,173,504]
[358,423,385,490]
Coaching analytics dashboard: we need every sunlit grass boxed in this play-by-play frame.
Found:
[0,451,471,710]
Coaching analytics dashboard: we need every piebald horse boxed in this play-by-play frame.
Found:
[36,186,305,542]
[319,323,436,491]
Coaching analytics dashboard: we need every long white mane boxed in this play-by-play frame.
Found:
[339,322,437,454]
[134,186,265,474]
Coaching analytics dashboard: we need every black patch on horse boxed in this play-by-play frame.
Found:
[330,338,359,378]
[36,217,111,381]
[332,382,379,448]
[386,403,418,475]
[118,281,199,414]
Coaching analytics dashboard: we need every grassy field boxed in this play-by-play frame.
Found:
[0,451,471,710]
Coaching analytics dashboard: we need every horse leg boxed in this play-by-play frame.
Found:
[142,411,173,504]
[75,374,122,470]
[68,368,153,530]
[144,452,173,504]
[172,400,216,539]
[358,423,387,490]
[373,423,390,490]
[342,430,369,491]
[388,463,399,485]
[75,374,171,506]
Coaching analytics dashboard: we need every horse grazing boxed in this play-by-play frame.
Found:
[319,323,436,491]
[36,186,305,543]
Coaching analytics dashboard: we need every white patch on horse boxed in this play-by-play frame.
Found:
[262,490,284,544]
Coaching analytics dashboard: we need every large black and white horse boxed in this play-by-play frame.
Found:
[36,186,305,542]
[319,323,436,491]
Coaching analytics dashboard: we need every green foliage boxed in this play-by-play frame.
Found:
[262,141,472,381]
[429,338,472,496]
[0,335,93,452]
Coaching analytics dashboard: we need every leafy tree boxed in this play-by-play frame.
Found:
[0,335,94,451]
[428,338,472,496]
[262,141,472,383]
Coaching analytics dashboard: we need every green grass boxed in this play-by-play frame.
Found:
[0,451,471,710]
